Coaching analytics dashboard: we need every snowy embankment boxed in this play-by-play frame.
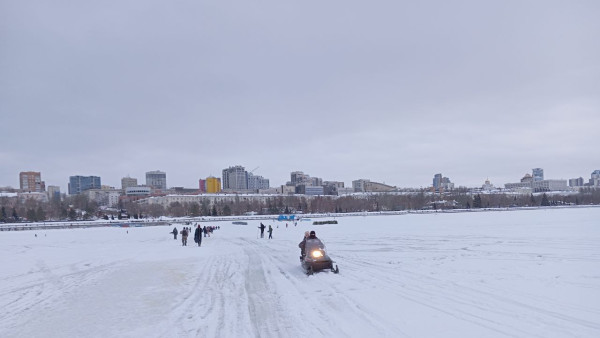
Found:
[1,208,599,337]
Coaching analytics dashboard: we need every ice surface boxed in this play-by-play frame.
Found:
[1,207,599,337]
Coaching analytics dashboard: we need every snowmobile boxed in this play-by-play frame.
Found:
[301,238,339,275]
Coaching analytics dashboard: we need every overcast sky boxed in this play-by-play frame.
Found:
[1,0,599,193]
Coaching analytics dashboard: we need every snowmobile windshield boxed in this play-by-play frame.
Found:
[305,238,326,252]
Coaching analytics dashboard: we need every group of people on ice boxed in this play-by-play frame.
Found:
[171,224,220,246]
[258,222,274,239]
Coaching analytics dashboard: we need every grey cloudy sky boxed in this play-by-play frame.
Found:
[1,0,599,193]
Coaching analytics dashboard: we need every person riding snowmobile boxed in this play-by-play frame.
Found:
[298,231,310,258]
[301,230,339,274]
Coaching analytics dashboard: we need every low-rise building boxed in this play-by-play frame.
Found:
[84,188,121,207]
[126,186,151,196]
[296,185,324,195]
[569,177,584,187]
[532,179,568,192]
[18,192,48,203]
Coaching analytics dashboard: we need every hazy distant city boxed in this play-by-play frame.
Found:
[1,165,599,222]
[5,166,600,198]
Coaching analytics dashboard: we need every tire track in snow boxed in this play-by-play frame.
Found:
[240,238,297,338]
[238,237,409,337]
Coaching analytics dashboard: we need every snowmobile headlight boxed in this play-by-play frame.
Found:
[311,250,323,258]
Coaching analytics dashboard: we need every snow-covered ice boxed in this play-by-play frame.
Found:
[1,207,599,337]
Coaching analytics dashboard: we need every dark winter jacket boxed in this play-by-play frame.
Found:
[194,228,201,242]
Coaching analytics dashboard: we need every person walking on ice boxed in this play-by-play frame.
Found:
[194,225,202,247]
[258,223,266,238]
[268,225,273,239]
[181,227,188,246]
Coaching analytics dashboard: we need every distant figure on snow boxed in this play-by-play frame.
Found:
[194,225,202,247]
[181,227,188,246]
[268,225,273,239]
[172,227,178,240]
[258,223,266,238]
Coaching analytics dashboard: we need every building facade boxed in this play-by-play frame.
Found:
[532,179,568,192]
[569,177,584,187]
[290,171,310,186]
[68,176,101,195]
[353,179,370,192]
[590,170,600,186]
[84,188,121,207]
[46,185,61,200]
[146,171,167,190]
[126,186,152,196]
[121,177,138,190]
[296,185,324,195]
[222,166,248,191]
[206,176,222,193]
[432,174,454,191]
[19,171,45,192]
[247,173,270,191]
[532,168,544,182]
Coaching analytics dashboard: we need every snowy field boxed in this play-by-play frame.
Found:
[1,207,599,338]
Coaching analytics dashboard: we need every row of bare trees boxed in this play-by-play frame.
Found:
[2,188,600,222]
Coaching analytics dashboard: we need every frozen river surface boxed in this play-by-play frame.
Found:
[1,207,599,337]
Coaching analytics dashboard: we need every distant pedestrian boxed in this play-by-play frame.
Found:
[194,225,202,247]
[172,227,178,240]
[181,228,188,246]
[258,223,266,238]
[268,225,273,239]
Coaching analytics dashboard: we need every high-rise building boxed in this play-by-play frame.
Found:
[121,176,138,190]
[590,170,600,186]
[19,171,45,192]
[290,171,309,186]
[433,174,443,189]
[432,173,453,191]
[222,166,248,190]
[206,176,221,193]
[68,175,101,195]
[532,168,544,182]
[146,170,167,190]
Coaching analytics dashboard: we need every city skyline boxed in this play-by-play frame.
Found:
[1,1,599,194]
[2,165,599,195]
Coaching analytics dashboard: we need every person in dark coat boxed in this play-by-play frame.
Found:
[172,227,178,240]
[194,225,202,247]
[268,225,273,239]
[181,227,188,246]
[258,223,266,238]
